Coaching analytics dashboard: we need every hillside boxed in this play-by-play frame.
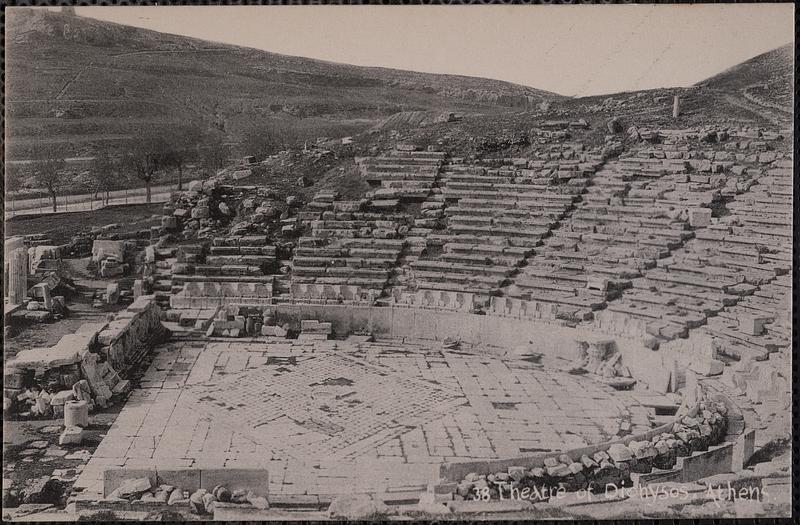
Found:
[698,43,793,94]
[539,44,793,130]
[6,8,792,163]
[694,43,793,126]
[5,8,560,160]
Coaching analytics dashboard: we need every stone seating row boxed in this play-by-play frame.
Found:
[290,198,409,296]
[389,149,447,159]
[291,275,388,289]
[289,283,362,301]
[447,223,549,240]
[391,288,475,311]
[511,278,606,309]
[445,207,561,223]
[427,232,542,250]
[504,153,700,312]
[606,212,782,340]
[447,212,555,226]
[171,274,275,285]
[211,236,273,247]
[379,181,437,194]
[293,265,388,279]
[202,255,275,268]
[367,187,432,200]
[440,187,576,204]
[360,156,443,167]
[364,172,438,182]
[168,237,277,301]
[293,255,398,270]
[444,242,528,256]
[361,161,440,172]
[703,319,786,362]
[313,212,411,224]
[191,264,264,277]
[412,269,505,288]
[208,245,275,256]
[488,295,592,323]
[450,199,567,216]
[170,281,274,309]
[409,158,595,296]
[410,259,513,277]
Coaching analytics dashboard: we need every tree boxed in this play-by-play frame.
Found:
[241,122,283,161]
[88,151,127,205]
[30,147,67,212]
[5,163,28,193]
[123,134,166,204]
[199,134,231,173]
[162,124,204,190]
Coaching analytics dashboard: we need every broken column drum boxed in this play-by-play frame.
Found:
[672,95,681,118]
[7,248,28,306]
[34,282,53,311]
[64,400,90,428]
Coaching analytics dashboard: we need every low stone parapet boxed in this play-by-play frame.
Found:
[437,386,737,501]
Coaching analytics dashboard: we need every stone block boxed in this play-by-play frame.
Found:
[328,494,389,520]
[157,469,201,493]
[586,276,608,292]
[738,315,769,336]
[200,469,268,498]
[162,216,178,229]
[104,468,158,497]
[112,379,131,396]
[133,280,144,299]
[100,260,125,278]
[50,389,76,406]
[691,358,724,377]
[688,208,712,228]
[111,477,154,499]
[59,426,85,446]
[168,489,185,505]
[191,207,210,219]
[106,283,120,305]
[731,429,756,471]
[607,443,633,463]
[64,400,90,427]
[92,240,126,262]
[507,466,526,482]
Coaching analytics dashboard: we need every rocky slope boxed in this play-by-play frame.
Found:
[5,8,559,160]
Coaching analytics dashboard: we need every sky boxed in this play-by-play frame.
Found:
[72,4,793,97]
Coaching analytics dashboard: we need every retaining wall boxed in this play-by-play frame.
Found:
[97,295,169,373]
[435,384,745,498]
[263,303,683,391]
[6,296,168,411]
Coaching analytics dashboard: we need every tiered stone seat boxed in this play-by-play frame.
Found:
[391,288,475,311]
[205,236,277,267]
[291,193,409,296]
[151,246,178,307]
[400,154,596,295]
[683,158,791,355]
[288,283,364,303]
[170,280,274,309]
[508,158,691,317]
[170,236,276,285]
[297,190,338,225]
[607,144,791,340]
[506,128,780,326]
[358,149,445,200]
[164,237,278,325]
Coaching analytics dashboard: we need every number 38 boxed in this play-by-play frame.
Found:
[472,486,490,501]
